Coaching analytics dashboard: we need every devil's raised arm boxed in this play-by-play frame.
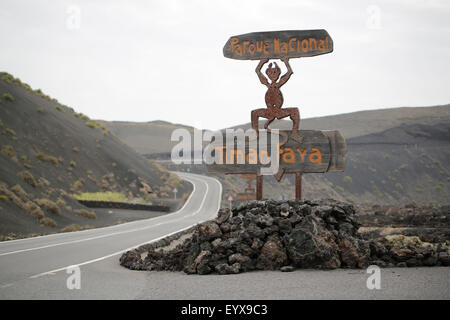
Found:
[279,57,293,87]
[255,59,269,86]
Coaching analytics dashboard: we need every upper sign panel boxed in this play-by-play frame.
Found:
[223,30,333,60]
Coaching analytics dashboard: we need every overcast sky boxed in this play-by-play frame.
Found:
[1,0,449,130]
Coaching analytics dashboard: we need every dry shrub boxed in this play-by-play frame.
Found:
[74,209,96,219]
[73,179,84,189]
[11,184,28,201]
[0,184,26,210]
[60,224,83,232]
[39,217,57,228]
[1,145,17,161]
[17,171,37,187]
[36,152,60,166]
[24,201,45,219]
[56,198,70,211]
[61,224,92,232]
[36,198,60,215]
[38,177,50,188]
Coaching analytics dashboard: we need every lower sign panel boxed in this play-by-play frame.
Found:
[205,130,346,174]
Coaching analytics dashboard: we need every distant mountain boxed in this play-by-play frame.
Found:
[317,121,450,205]
[103,104,450,155]
[231,105,450,139]
[103,104,450,205]
[0,72,191,237]
[102,120,196,155]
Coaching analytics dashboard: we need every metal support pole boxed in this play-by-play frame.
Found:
[295,172,302,199]
[256,175,263,200]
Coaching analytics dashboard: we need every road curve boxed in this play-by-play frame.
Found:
[0,172,222,298]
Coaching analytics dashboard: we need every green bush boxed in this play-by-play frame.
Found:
[4,128,16,136]
[74,113,90,121]
[343,176,352,184]
[70,160,76,167]
[1,73,14,83]
[85,120,102,129]
[34,89,51,100]
[55,105,65,112]
[2,93,14,101]
[434,182,444,193]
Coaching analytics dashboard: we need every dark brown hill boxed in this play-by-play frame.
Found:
[0,72,191,238]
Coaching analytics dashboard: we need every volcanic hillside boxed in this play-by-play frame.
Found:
[103,104,450,205]
[207,121,450,205]
[102,120,196,156]
[103,105,450,155]
[0,72,191,238]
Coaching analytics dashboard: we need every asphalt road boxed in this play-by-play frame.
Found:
[0,171,448,300]
[0,172,222,299]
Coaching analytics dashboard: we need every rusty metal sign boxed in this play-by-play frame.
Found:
[223,30,333,60]
[206,130,346,175]
[236,174,256,200]
[209,29,343,200]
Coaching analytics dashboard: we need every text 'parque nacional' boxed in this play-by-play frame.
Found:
[223,29,333,60]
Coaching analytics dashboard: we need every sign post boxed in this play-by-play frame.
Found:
[207,29,344,200]
[227,194,233,210]
[173,188,178,200]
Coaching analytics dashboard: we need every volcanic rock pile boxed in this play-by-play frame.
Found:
[120,200,450,274]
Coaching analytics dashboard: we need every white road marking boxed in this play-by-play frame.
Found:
[0,172,197,246]
[0,174,199,256]
[28,176,220,279]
